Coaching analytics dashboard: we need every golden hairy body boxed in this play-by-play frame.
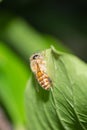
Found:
[30,53,51,90]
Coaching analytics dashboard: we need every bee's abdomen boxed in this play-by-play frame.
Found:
[36,71,51,90]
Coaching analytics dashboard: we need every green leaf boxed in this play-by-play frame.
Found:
[0,43,29,126]
[25,46,87,130]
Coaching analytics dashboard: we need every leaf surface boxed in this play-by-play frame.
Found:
[25,46,87,130]
[0,43,29,125]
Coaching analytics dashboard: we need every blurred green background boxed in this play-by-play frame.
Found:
[0,0,87,130]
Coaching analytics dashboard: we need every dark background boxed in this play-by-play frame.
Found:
[0,0,87,61]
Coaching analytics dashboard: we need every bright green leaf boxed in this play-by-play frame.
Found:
[0,42,29,125]
[25,46,87,130]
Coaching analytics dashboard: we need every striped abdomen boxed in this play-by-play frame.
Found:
[36,70,51,90]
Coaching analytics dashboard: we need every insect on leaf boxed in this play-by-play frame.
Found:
[25,46,87,130]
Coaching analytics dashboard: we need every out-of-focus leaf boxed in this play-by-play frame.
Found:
[0,15,70,61]
[25,46,87,130]
[0,42,29,126]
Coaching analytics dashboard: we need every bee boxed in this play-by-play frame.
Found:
[30,53,52,90]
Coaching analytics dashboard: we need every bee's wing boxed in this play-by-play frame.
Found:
[30,60,38,74]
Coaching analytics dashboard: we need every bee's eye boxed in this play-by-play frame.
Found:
[32,54,39,59]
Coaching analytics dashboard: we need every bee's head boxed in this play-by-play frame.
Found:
[32,54,40,60]
[30,53,41,61]
[29,53,41,73]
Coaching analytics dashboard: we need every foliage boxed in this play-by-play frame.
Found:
[0,1,86,130]
[0,43,29,128]
[25,46,87,130]
[0,16,69,129]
